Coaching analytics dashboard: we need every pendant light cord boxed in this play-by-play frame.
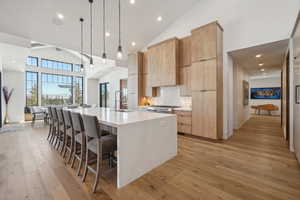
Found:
[103,0,106,55]
[118,0,121,46]
[90,0,93,62]
[80,18,84,67]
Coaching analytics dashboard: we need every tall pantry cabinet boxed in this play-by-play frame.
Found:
[191,22,223,140]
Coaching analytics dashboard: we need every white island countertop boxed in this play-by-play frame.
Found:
[70,107,176,127]
[68,107,177,188]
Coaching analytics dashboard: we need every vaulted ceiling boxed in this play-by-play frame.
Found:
[0,0,199,64]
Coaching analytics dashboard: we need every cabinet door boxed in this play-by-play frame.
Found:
[180,67,191,96]
[191,23,217,62]
[192,91,217,139]
[191,60,217,91]
[179,36,191,67]
[143,52,149,74]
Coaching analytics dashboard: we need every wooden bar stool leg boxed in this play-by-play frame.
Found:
[92,144,102,193]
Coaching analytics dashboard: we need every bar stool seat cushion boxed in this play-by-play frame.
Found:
[87,135,116,154]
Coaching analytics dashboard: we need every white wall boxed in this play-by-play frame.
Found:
[143,0,299,139]
[86,79,99,105]
[98,67,128,109]
[233,63,251,129]
[249,76,281,116]
[2,70,25,123]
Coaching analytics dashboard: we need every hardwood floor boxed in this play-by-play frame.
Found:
[0,115,299,200]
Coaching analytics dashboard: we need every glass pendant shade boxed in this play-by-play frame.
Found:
[117,45,123,60]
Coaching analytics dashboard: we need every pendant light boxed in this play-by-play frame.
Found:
[116,0,123,60]
[102,0,107,63]
[89,0,94,67]
[80,18,84,72]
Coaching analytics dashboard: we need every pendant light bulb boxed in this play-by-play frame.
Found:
[90,58,94,68]
[102,53,107,64]
[117,45,123,60]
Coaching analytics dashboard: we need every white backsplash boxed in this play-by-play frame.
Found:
[152,86,192,108]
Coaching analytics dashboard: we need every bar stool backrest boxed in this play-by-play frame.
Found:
[63,110,72,129]
[82,114,100,139]
[70,112,84,133]
[57,108,64,125]
[48,107,53,119]
[51,107,58,121]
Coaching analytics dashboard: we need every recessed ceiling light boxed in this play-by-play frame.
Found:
[130,0,135,4]
[256,54,262,58]
[105,32,110,37]
[57,13,64,20]
[259,63,264,66]
[260,68,265,72]
[131,42,136,46]
[157,16,163,22]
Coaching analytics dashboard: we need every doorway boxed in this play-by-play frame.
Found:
[99,82,109,108]
[120,79,128,109]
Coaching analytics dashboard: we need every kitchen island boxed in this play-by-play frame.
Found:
[71,107,177,188]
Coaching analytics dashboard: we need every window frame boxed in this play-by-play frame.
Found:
[25,71,39,106]
[40,58,73,72]
[26,56,39,66]
[73,76,84,105]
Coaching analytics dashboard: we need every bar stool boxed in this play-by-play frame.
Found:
[70,112,86,176]
[47,107,53,141]
[62,110,75,163]
[56,108,66,154]
[81,114,117,193]
[50,107,59,146]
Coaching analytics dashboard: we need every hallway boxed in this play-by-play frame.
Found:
[0,116,300,200]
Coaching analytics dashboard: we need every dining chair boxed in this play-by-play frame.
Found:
[70,112,86,176]
[56,108,66,154]
[81,114,117,193]
[62,110,75,163]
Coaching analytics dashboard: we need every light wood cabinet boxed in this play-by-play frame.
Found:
[191,21,223,140]
[192,91,217,139]
[148,38,179,87]
[191,22,223,62]
[179,36,191,67]
[191,59,217,91]
[140,52,159,98]
[180,66,192,96]
[174,111,192,134]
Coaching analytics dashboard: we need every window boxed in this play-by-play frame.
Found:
[99,82,109,107]
[41,59,72,72]
[74,76,84,105]
[26,72,38,106]
[73,64,82,72]
[26,56,38,66]
[41,73,73,105]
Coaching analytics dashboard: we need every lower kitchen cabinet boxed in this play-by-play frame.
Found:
[174,111,192,134]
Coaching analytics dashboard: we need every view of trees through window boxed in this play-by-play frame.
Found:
[26,72,38,106]
[41,73,73,105]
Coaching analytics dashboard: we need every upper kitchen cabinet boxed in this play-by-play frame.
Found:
[148,38,179,87]
[191,21,223,62]
[179,36,191,67]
